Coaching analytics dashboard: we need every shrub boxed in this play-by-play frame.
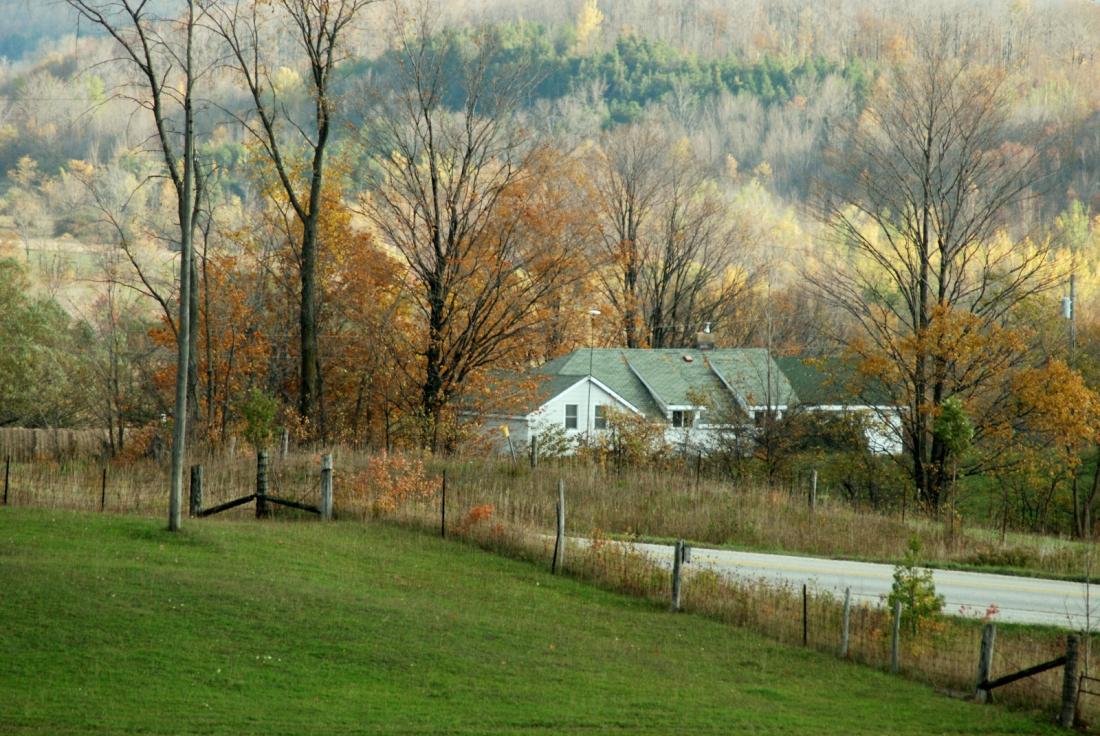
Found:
[239,389,279,450]
[348,451,439,516]
[459,503,495,532]
[888,537,944,633]
[528,423,574,459]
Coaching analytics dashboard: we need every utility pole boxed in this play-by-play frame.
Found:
[1070,273,1077,366]
[1063,274,1076,365]
[586,308,600,444]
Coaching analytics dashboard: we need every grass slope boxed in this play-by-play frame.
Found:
[0,508,1060,735]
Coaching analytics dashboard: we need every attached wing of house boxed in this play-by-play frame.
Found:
[774,356,903,455]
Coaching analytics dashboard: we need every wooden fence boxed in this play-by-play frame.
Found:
[0,428,109,461]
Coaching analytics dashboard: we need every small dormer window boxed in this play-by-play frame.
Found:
[672,410,694,428]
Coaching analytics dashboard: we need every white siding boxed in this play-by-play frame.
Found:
[806,405,904,455]
[478,415,531,454]
[528,377,637,442]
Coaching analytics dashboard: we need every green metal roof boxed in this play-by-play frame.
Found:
[707,349,795,408]
[533,349,663,418]
[531,348,791,421]
[775,356,892,407]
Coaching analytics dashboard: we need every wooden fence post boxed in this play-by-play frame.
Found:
[506,432,517,465]
[320,454,333,521]
[694,452,702,489]
[255,450,269,519]
[552,479,565,574]
[3,455,10,505]
[839,587,851,658]
[100,467,107,512]
[975,622,996,703]
[890,598,903,673]
[440,469,447,538]
[671,540,684,612]
[189,464,203,517]
[1060,634,1080,728]
[280,428,289,459]
[529,435,538,469]
[802,584,809,646]
[809,469,818,512]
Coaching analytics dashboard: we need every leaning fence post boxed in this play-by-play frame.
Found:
[890,598,903,673]
[975,622,997,704]
[551,479,565,574]
[255,450,269,518]
[100,467,108,512]
[440,469,447,538]
[1060,634,1080,728]
[4,455,10,505]
[809,469,818,512]
[320,454,333,521]
[839,587,851,658]
[671,540,684,612]
[189,464,203,517]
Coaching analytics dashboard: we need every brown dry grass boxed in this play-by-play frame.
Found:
[3,449,1091,577]
[0,428,110,462]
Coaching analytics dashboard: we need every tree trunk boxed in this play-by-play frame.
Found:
[298,220,319,424]
[187,250,200,434]
[168,81,195,532]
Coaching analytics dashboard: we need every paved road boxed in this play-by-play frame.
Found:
[627,541,1097,629]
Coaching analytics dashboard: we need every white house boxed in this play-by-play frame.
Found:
[475,348,904,456]
[480,347,795,453]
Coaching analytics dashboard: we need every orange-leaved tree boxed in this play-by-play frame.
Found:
[359,15,584,451]
[813,25,1057,509]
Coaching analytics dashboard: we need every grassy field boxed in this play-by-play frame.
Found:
[0,507,1065,735]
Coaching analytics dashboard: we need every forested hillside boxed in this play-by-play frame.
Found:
[1,0,1100,534]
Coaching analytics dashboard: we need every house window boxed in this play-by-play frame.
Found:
[593,405,608,430]
[672,410,694,428]
[564,404,578,429]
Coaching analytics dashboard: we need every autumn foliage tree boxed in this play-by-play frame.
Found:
[360,15,583,450]
[593,123,753,348]
[206,0,376,432]
[813,26,1056,510]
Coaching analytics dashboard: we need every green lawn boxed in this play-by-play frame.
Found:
[0,508,1061,735]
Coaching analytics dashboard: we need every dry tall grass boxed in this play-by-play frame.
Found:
[2,449,1091,577]
[433,458,1090,579]
[0,427,109,462]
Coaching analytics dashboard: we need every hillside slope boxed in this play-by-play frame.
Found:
[0,508,1059,735]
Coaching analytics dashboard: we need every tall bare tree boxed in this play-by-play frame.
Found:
[594,124,752,349]
[359,13,577,451]
[811,26,1056,509]
[207,0,374,435]
[593,123,665,348]
[642,146,752,349]
[66,0,205,531]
